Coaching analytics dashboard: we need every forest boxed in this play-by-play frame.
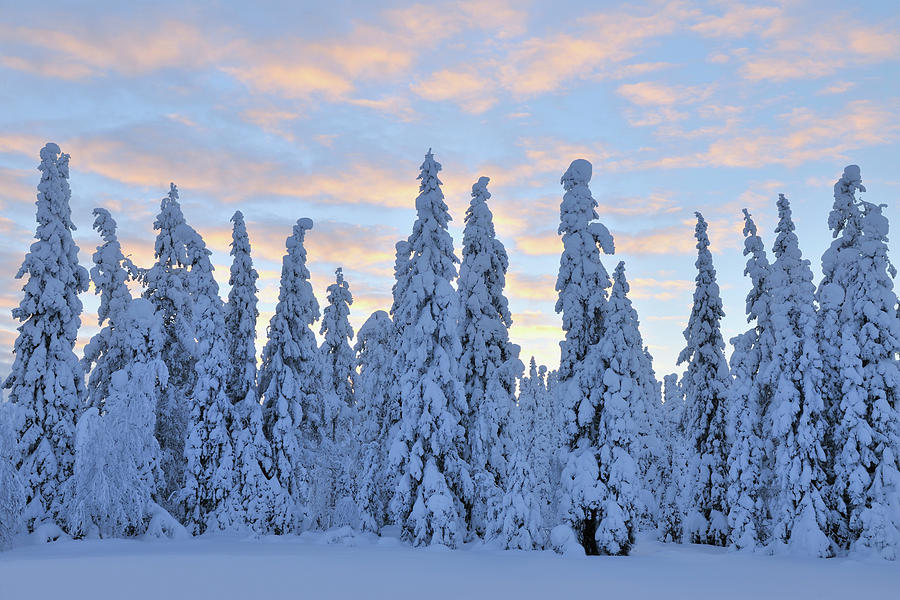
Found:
[0,142,898,562]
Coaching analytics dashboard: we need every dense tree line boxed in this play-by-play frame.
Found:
[1,144,898,560]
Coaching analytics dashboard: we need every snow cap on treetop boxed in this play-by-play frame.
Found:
[841,164,866,193]
[232,210,244,222]
[561,158,592,187]
[297,217,314,231]
[40,142,61,159]
[168,182,178,198]
[473,176,490,196]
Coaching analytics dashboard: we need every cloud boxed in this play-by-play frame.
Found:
[617,81,713,107]
[691,3,780,38]
[412,70,498,114]
[506,271,556,302]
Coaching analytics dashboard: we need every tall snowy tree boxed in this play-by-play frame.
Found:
[457,176,523,539]
[726,209,774,550]
[82,208,136,414]
[354,310,400,532]
[658,373,687,543]
[678,212,731,546]
[763,194,832,556]
[496,359,549,550]
[142,184,196,511]
[180,223,240,534]
[553,158,620,555]
[561,262,644,555]
[3,143,89,531]
[224,210,280,534]
[818,166,866,427]
[259,218,322,533]
[311,267,357,529]
[69,299,168,538]
[832,195,900,559]
[389,150,471,547]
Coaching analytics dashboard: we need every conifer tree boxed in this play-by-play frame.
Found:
[3,143,89,530]
[726,209,773,550]
[259,218,322,533]
[69,299,167,537]
[311,267,357,529]
[389,150,471,547]
[554,159,619,555]
[832,195,900,559]
[82,208,136,414]
[457,176,523,538]
[678,212,731,546]
[142,184,196,510]
[763,195,832,556]
[658,374,688,542]
[496,360,547,550]
[224,211,280,534]
[180,223,241,533]
[354,310,399,532]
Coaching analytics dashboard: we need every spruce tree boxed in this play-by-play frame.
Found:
[833,196,900,559]
[658,373,687,543]
[82,208,136,414]
[496,360,547,550]
[69,299,167,538]
[726,209,774,550]
[554,159,619,555]
[180,223,241,534]
[3,143,89,530]
[311,267,357,529]
[142,184,196,511]
[354,310,399,532]
[457,176,523,538]
[224,210,279,534]
[678,212,731,546]
[259,218,322,533]
[389,150,471,547]
[763,194,832,556]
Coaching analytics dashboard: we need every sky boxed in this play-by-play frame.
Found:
[1,0,899,382]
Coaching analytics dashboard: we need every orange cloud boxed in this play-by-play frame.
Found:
[412,70,498,114]
[506,272,556,302]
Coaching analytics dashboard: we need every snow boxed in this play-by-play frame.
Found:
[1,534,898,600]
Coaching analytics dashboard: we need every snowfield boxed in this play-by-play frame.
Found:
[1,532,898,600]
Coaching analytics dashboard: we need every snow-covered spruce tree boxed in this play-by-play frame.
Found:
[3,143,89,531]
[678,212,731,547]
[553,158,619,555]
[658,373,687,542]
[354,310,399,532]
[82,208,135,414]
[725,209,774,550]
[457,176,523,539]
[142,184,196,511]
[389,150,471,547]
[180,224,240,534]
[311,267,357,529]
[69,299,168,538]
[224,210,279,534]
[818,166,866,428]
[496,358,548,550]
[565,262,644,555]
[259,218,322,533]
[763,194,832,556]
[0,403,26,549]
[832,198,900,559]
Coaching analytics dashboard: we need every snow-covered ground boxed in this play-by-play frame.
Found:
[2,531,897,599]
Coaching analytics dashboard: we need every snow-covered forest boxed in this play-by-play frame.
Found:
[1,142,899,564]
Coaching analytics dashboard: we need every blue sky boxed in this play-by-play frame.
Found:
[1,0,898,379]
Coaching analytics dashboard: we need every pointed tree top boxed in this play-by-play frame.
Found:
[92,207,118,244]
[168,182,178,200]
[613,260,628,288]
[741,208,758,237]
[231,210,244,223]
[561,158,592,188]
[335,266,344,285]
